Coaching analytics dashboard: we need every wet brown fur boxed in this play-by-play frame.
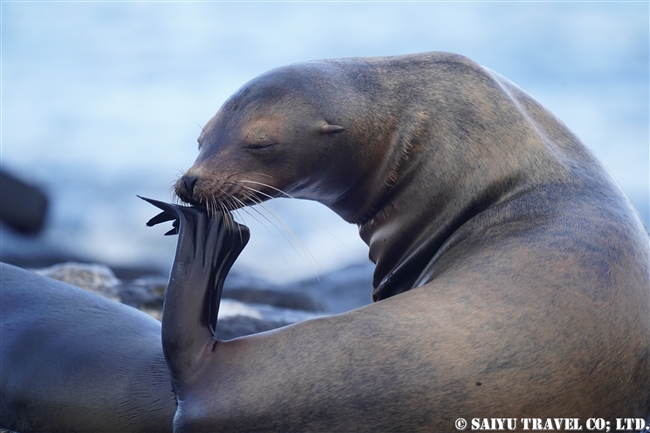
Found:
[173,52,650,431]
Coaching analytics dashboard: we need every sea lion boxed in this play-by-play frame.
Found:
[168,52,650,431]
[0,262,176,433]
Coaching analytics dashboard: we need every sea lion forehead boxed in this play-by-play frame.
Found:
[217,82,308,133]
[198,116,218,144]
[226,62,343,109]
[242,115,288,142]
[223,70,292,110]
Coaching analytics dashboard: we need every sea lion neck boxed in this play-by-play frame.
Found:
[357,151,530,302]
[328,54,573,302]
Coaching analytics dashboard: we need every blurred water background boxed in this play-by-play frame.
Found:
[2,1,648,284]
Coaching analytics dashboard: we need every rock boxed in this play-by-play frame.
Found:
[109,264,169,281]
[33,262,121,302]
[284,262,375,314]
[224,271,278,291]
[216,299,324,340]
[224,262,375,314]
[116,275,168,320]
[28,262,332,339]
[32,263,168,319]
[0,169,48,235]
[222,271,327,312]
[28,260,376,340]
[223,286,326,312]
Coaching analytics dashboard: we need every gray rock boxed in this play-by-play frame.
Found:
[224,271,279,292]
[0,169,48,235]
[224,262,375,314]
[223,287,326,312]
[116,275,168,320]
[28,263,333,339]
[284,262,375,313]
[216,299,324,340]
[33,262,120,302]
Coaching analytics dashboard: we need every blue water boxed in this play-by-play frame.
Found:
[2,2,648,283]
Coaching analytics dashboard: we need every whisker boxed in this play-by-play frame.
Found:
[193,177,332,281]
[224,191,245,232]
[225,196,243,238]
[240,184,352,251]
[218,199,233,231]
[222,190,273,247]
[212,188,232,230]
[231,193,302,264]
[231,201,289,264]
[249,172,274,180]
[242,192,327,279]
[231,206,246,225]
[219,203,237,233]
[238,180,295,200]
[232,208,247,242]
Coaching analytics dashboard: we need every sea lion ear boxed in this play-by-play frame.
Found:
[319,124,345,135]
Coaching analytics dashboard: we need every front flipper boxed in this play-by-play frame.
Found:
[140,196,250,381]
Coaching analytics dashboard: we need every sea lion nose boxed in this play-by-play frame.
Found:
[180,175,199,197]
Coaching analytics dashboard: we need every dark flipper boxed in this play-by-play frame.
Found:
[145,209,179,235]
[139,196,250,381]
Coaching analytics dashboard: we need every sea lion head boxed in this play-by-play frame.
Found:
[175,65,350,215]
[174,53,591,302]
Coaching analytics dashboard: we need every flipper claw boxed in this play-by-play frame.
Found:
[146,211,176,227]
[139,195,186,236]
[164,227,179,236]
[138,196,182,219]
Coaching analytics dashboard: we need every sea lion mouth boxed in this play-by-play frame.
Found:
[176,192,203,207]
[175,174,282,213]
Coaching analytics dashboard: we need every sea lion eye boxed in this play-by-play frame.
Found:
[243,133,277,151]
[243,142,277,151]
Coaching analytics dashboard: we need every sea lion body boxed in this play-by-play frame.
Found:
[0,263,176,433]
[173,52,650,431]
